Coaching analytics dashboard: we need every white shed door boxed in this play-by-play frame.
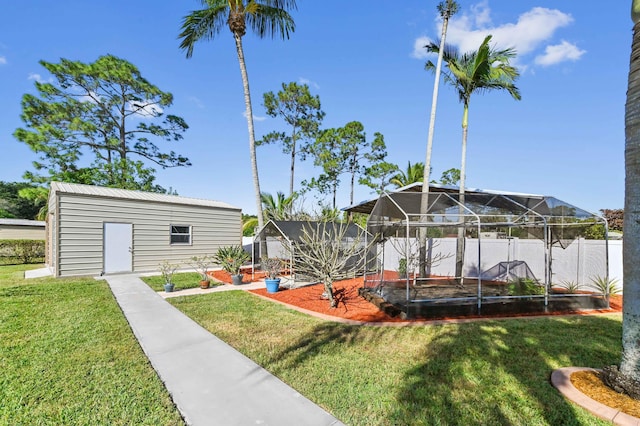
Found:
[104,223,132,274]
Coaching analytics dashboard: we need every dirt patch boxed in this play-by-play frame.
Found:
[248,276,622,323]
[571,370,640,418]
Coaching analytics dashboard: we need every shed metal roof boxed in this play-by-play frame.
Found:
[0,218,46,227]
[50,181,240,210]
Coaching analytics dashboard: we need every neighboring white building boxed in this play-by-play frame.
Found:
[46,182,242,277]
[0,218,46,240]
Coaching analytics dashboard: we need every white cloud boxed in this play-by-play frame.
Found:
[128,101,163,118]
[412,36,433,59]
[535,40,586,66]
[28,72,43,82]
[243,111,266,121]
[299,77,320,90]
[0,56,6,65]
[413,2,582,68]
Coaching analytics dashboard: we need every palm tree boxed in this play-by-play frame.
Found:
[425,34,520,197]
[390,161,425,188]
[261,191,295,221]
[603,0,640,393]
[422,0,458,200]
[425,34,521,280]
[178,0,297,236]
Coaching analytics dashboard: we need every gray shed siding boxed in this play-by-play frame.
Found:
[54,192,241,277]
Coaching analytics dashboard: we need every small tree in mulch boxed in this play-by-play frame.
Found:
[284,221,372,308]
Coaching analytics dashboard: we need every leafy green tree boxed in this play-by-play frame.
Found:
[304,121,387,208]
[260,82,325,197]
[14,55,190,192]
[0,182,43,219]
[390,161,425,188]
[438,167,460,186]
[342,124,387,206]
[425,35,520,278]
[179,0,297,235]
[359,161,399,194]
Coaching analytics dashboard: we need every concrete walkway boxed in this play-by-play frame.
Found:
[106,274,343,426]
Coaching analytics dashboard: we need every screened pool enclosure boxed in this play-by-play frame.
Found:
[348,187,610,318]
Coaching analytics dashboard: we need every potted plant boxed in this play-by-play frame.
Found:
[189,255,213,289]
[214,245,250,285]
[159,260,179,292]
[262,257,282,293]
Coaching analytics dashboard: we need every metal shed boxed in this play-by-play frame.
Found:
[0,218,46,240]
[46,182,242,277]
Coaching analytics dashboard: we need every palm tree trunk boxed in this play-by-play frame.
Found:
[234,32,267,258]
[233,33,264,230]
[419,2,454,277]
[455,104,469,281]
[621,15,640,382]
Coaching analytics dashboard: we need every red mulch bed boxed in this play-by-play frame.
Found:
[247,276,623,323]
[208,268,267,284]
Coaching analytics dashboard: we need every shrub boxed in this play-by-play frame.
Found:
[0,239,45,264]
[507,277,544,296]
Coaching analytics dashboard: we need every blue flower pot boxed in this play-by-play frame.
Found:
[265,278,281,293]
[164,283,174,293]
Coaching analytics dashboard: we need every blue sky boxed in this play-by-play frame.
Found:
[0,1,630,215]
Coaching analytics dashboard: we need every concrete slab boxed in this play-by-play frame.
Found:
[24,267,53,279]
[106,274,343,426]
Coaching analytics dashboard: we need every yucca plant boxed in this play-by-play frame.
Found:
[213,246,250,276]
[588,275,620,308]
[557,280,582,294]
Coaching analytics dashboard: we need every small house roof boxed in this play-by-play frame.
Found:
[0,218,45,227]
[49,181,240,211]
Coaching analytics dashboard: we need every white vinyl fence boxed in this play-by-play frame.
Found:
[382,237,623,291]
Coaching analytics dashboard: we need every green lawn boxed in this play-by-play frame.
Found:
[171,291,621,426]
[141,271,223,292]
[0,265,184,425]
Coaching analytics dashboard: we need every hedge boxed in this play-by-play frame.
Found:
[0,239,45,265]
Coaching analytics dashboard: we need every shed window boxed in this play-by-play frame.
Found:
[170,225,192,245]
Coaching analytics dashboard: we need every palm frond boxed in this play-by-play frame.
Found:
[179,3,229,57]
[246,1,296,39]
